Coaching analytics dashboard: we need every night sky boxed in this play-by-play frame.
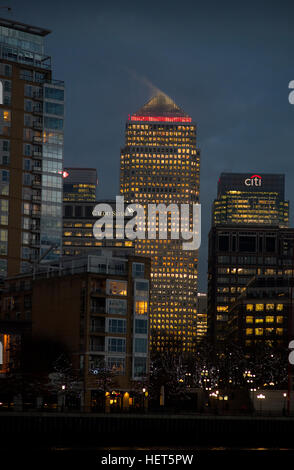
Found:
[7,0,294,290]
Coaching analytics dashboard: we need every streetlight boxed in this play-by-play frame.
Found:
[142,388,148,412]
[257,393,265,415]
[283,393,287,416]
[61,385,66,411]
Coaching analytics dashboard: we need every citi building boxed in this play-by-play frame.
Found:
[212,173,289,227]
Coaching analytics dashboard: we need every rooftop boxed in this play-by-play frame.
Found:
[0,17,51,36]
[130,93,192,122]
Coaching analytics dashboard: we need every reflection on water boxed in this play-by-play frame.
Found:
[49,445,294,452]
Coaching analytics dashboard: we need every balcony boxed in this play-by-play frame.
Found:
[32,179,41,188]
[90,307,105,314]
[90,288,105,296]
[31,194,41,203]
[30,224,40,232]
[90,326,105,334]
[89,344,105,352]
[33,121,42,130]
[31,210,41,218]
[33,91,43,100]
[30,238,40,247]
[0,44,51,70]
[33,106,43,115]
[32,166,42,173]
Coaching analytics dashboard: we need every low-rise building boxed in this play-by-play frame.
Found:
[0,249,150,411]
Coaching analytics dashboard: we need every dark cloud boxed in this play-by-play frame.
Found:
[8,0,294,289]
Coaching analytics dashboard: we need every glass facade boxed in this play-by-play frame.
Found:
[0,21,50,69]
[40,83,64,259]
[0,18,64,276]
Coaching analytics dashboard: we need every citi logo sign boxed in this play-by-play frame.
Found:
[244,175,262,187]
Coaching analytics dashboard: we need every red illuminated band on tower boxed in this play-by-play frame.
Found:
[129,115,192,123]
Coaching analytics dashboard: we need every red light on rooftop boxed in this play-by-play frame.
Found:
[62,171,69,178]
[129,115,192,123]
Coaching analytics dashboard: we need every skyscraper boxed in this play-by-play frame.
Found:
[212,173,289,227]
[63,167,97,202]
[0,17,64,276]
[208,173,290,344]
[120,93,200,352]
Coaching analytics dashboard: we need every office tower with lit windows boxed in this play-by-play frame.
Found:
[120,93,200,352]
[227,275,294,352]
[63,199,133,256]
[207,225,294,344]
[63,167,97,202]
[0,17,64,277]
[196,293,208,342]
[212,173,289,227]
[208,172,290,345]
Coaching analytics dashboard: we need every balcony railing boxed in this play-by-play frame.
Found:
[90,306,106,314]
[89,344,105,352]
[33,121,42,130]
[32,166,42,173]
[0,44,51,70]
[90,326,105,333]
[33,106,43,115]
[31,210,41,218]
[90,288,105,295]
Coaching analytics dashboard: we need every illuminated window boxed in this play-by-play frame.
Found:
[246,304,254,311]
[246,316,253,323]
[266,316,274,323]
[276,316,283,324]
[255,304,264,311]
[255,318,264,324]
[3,110,10,121]
[246,328,253,335]
[266,304,274,311]
[107,280,127,296]
[255,328,263,336]
[276,304,283,311]
[276,328,283,336]
[135,301,148,315]
[217,306,228,312]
